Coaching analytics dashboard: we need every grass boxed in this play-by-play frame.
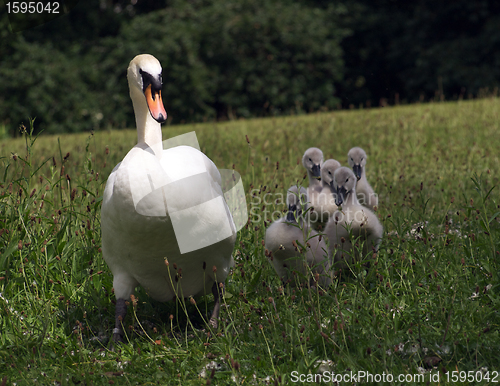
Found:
[0,97,499,385]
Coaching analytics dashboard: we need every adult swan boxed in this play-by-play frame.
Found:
[101,54,237,342]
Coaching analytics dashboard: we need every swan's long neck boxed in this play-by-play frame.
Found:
[345,187,360,208]
[130,86,163,158]
[360,166,367,183]
[322,178,332,189]
[308,172,321,189]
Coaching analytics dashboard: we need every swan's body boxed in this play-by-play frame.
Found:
[309,159,341,230]
[101,55,236,341]
[265,186,331,286]
[347,147,378,210]
[324,167,383,271]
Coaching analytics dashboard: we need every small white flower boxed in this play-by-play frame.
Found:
[0,292,8,303]
[316,359,334,373]
[199,361,222,378]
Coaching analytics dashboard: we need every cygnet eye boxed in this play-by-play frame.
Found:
[345,178,349,183]
[309,158,312,162]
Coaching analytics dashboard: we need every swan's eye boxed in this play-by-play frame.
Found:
[350,158,353,162]
[328,171,332,175]
[361,157,364,161]
[345,178,349,183]
[309,158,312,162]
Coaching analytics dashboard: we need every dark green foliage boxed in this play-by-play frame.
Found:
[0,0,346,134]
[1,0,500,134]
[339,0,500,107]
[0,39,104,134]
[194,1,347,119]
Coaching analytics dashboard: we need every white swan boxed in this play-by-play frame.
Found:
[347,147,378,210]
[324,167,383,272]
[101,54,236,342]
[309,159,341,230]
[265,186,331,287]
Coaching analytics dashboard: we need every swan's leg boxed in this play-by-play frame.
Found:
[209,282,223,329]
[113,298,128,343]
[111,273,138,343]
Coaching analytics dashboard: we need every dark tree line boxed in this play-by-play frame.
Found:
[1,0,499,135]
[338,0,500,107]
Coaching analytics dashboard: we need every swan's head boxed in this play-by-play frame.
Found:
[347,147,367,181]
[286,185,307,223]
[333,167,356,207]
[127,54,167,123]
[302,147,323,180]
[321,159,341,188]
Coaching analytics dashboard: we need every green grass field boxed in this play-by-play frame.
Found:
[1,98,499,385]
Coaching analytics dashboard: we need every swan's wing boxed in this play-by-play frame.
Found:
[159,145,237,253]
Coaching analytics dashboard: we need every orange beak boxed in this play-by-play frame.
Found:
[145,84,167,123]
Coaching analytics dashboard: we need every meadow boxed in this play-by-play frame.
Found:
[0,98,499,385]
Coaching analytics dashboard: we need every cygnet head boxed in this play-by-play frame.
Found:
[347,147,367,181]
[333,167,357,207]
[321,159,341,188]
[286,186,307,223]
[302,147,323,180]
[127,54,167,123]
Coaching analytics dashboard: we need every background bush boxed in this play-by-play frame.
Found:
[338,0,500,106]
[1,0,500,135]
